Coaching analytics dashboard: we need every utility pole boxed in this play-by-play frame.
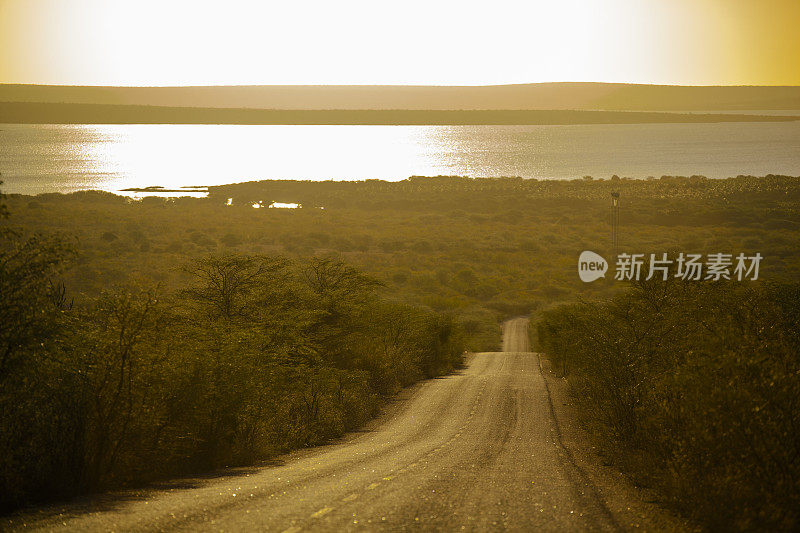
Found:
[611,192,620,258]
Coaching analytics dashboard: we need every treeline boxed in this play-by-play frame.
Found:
[535,278,800,530]
[0,196,465,511]
[208,174,800,210]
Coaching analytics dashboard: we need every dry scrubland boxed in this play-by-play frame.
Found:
[2,174,800,527]
[10,174,800,315]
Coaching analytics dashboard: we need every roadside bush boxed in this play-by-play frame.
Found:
[536,279,800,530]
[0,245,465,511]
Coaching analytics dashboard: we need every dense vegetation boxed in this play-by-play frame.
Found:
[0,184,466,511]
[2,173,799,522]
[536,278,800,530]
[9,174,800,319]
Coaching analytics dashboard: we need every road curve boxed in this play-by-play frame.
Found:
[9,318,619,532]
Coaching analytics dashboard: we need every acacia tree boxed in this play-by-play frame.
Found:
[301,256,382,331]
[180,254,289,320]
[303,257,382,299]
[299,257,383,365]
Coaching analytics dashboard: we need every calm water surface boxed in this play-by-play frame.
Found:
[1,122,799,196]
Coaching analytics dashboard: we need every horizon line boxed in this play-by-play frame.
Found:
[3,81,800,89]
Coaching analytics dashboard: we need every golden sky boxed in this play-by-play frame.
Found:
[1,0,798,86]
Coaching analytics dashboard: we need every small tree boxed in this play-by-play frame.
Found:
[181,255,288,320]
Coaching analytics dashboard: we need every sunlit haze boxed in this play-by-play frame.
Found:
[1,0,799,86]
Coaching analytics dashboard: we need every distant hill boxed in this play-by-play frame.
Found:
[1,82,799,111]
[2,102,797,125]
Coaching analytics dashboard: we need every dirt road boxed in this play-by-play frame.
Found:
[9,318,623,532]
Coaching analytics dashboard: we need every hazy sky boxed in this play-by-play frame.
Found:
[1,0,798,86]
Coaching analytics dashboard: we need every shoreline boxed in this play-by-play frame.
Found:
[5,174,799,201]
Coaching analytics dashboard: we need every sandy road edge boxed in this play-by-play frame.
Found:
[537,355,700,532]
